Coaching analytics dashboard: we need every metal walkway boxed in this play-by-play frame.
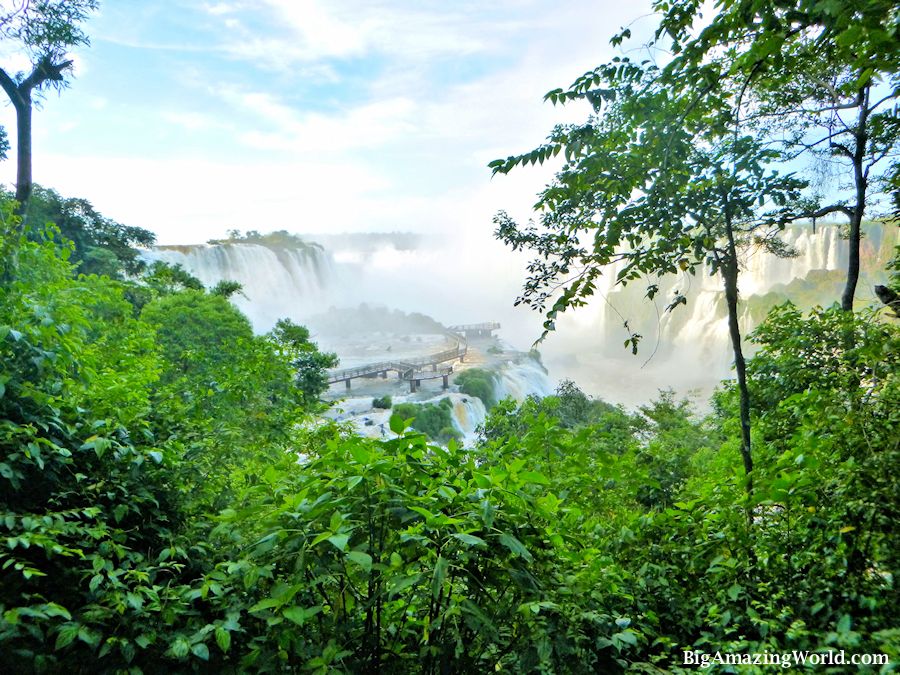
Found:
[326,322,500,392]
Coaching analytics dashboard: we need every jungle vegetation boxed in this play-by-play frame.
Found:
[0,0,898,673]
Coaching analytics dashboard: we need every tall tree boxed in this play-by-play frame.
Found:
[0,0,98,213]
[492,62,805,489]
[653,0,900,311]
[20,185,155,277]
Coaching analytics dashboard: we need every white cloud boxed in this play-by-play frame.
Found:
[28,153,393,244]
[0,0,660,251]
[204,2,239,15]
[223,92,418,154]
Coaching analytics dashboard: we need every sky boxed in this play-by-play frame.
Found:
[0,0,658,244]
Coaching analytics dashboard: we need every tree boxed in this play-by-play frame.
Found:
[268,318,339,406]
[492,58,804,489]
[20,185,156,277]
[0,0,98,213]
[652,0,900,311]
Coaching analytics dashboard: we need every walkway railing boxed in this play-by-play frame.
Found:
[326,323,501,388]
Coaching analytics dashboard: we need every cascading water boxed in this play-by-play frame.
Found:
[494,359,554,401]
[142,223,897,407]
[143,243,336,327]
[543,222,898,404]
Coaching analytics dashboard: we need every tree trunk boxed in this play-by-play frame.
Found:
[723,258,753,487]
[14,97,32,215]
[841,86,870,312]
[720,211,753,492]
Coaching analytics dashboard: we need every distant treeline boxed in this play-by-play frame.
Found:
[306,304,447,336]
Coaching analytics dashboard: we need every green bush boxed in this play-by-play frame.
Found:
[3,201,899,672]
[372,395,392,409]
[392,398,459,442]
[455,368,498,408]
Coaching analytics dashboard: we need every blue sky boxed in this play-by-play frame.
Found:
[0,0,656,244]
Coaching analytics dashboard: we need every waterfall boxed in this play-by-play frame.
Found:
[450,396,488,445]
[141,243,336,328]
[544,222,899,405]
[142,223,898,406]
[494,359,554,401]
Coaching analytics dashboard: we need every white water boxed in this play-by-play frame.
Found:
[495,358,554,401]
[142,223,897,407]
[542,223,897,404]
[325,391,489,447]
[145,244,336,327]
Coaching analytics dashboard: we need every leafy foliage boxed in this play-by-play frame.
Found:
[455,368,499,409]
[392,398,459,444]
[2,0,900,670]
[371,395,392,410]
[19,186,156,278]
[1,191,899,671]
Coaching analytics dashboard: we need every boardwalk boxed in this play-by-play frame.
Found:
[447,322,501,339]
[327,322,499,392]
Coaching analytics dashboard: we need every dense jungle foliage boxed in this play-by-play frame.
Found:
[1,196,898,672]
[0,0,898,672]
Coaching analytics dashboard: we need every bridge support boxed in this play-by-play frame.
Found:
[409,379,420,393]
[442,374,449,389]
[381,371,387,378]
[345,379,351,390]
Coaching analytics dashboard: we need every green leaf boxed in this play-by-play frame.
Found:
[612,630,638,647]
[170,637,190,659]
[498,533,532,561]
[473,473,492,489]
[77,625,101,648]
[519,471,550,485]
[283,605,321,626]
[327,533,349,552]
[451,533,487,547]
[346,550,372,572]
[135,634,154,649]
[387,573,421,597]
[44,603,71,620]
[215,627,231,653]
[432,555,449,599]
[349,445,370,464]
[248,597,281,613]
[389,413,408,435]
[55,623,80,649]
[837,614,852,634]
[191,643,209,661]
[126,592,143,610]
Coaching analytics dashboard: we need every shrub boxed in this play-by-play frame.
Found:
[392,398,457,442]
[455,368,498,408]
[372,395,392,409]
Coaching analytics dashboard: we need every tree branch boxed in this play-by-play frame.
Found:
[779,203,854,224]
[867,91,899,115]
[0,67,24,108]
[20,56,72,94]
[830,142,853,159]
